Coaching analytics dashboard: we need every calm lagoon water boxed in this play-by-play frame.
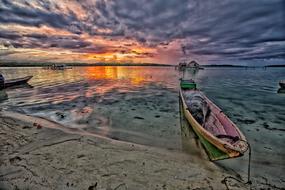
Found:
[0,66,284,185]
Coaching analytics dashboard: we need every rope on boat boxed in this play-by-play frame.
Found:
[222,140,252,190]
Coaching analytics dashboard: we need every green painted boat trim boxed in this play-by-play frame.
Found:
[180,81,197,89]
[192,126,230,160]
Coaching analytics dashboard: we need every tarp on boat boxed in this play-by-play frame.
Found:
[183,91,209,125]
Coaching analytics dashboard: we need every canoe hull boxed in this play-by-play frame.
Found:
[4,76,33,88]
[279,81,285,88]
[179,89,246,161]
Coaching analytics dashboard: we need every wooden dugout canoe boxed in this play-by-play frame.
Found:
[4,76,33,88]
[180,86,248,160]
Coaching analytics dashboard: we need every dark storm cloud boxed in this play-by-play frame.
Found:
[27,35,92,49]
[92,0,285,60]
[183,0,285,60]
[0,0,284,60]
[43,36,92,49]
[0,30,22,40]
[0,0,83,33]
[0,30,92,50]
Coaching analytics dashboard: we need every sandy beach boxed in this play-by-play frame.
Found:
[0,110,252,190]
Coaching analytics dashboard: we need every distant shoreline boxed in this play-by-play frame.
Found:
[203,64,247,68]
[264,64,285,68]
[0,63,173,67]
[0,63,284,68]
[203,64,285,68]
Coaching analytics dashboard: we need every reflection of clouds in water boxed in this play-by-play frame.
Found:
[0,66,178,111]
[0,67,181,149]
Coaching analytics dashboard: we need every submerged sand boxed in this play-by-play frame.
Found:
[0,111,281,190]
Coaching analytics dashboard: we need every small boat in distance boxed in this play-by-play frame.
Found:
[179,80,248,160]
[279,80,285,88]
[43,64,72,70]
[176,60,204,70]
[4,76,33,89]
[180,79,197,89]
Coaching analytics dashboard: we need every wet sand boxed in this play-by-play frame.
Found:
[0,110,251,190]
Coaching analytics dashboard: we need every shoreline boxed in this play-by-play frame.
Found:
[1,63,285,68]
[0,110,250,190]
[0,63,173,67]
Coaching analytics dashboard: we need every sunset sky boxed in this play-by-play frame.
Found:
[0,0,284,65]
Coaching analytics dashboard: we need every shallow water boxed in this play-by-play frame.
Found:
[0,66,181,150]
[0,66,284,185]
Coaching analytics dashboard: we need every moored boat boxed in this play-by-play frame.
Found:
[279,80,285,88]
[179,80,248,160]
[177,60,204,70]
[43,64,72,70]
[4,76,33,88]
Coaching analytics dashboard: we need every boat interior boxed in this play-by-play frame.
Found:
[182,90,242,145]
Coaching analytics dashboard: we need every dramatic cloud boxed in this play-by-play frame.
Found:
[0,0,284,64]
